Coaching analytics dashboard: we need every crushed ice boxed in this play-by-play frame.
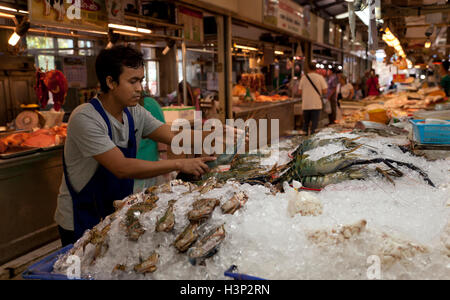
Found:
[53,131,450,280]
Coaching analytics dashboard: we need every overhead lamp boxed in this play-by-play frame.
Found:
[274,50,284,55]
[394,43,403,50]
[8,16,30,46]
[0,11,15,18]
[424,40,431,49]
[163,40,176,55]
[328,65,332,69]
[338,65,343,70]
[316,63,321,68]
[391,39,400,48]
[108,23,152,34]
[8,32,20,46]
[336,12,349,19]
[234,44,258,52]
[0,5,17,12]
[108,24,137,32]
[137,28,152,34]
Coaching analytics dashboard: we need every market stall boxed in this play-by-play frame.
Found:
[34,121,450,280]
[229,23,304,137]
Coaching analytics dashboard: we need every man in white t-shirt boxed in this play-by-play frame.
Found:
[298,63,328,135]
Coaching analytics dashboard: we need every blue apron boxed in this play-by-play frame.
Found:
[63,98,137,240]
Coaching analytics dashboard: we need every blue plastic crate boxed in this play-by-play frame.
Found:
[22,244,77,280]
[410,119,450,145]
[224,265,266,280]
[23,246,266,280]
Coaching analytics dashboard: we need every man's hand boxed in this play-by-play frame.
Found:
[176,156,216,177]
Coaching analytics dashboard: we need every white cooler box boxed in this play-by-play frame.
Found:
[162,106,197,124]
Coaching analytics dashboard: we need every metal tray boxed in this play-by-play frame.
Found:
[0,147,40,159]
[41,144,64,151]
[0,129,30,138]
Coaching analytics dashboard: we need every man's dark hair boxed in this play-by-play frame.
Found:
[308,62,317,71]
[443,60,450,72]
[96,45,144,93]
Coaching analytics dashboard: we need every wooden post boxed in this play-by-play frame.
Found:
[216,15,229,123]
[182,40,187,106]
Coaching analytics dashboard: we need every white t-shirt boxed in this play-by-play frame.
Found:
[54,100,164,230]
[339,83,354,99]
[299,72,328,110]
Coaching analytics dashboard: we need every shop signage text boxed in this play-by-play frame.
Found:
[263,0,305,36]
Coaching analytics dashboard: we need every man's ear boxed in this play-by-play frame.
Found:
[106,76,118,91]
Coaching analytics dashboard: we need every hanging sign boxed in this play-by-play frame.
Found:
[28,0,108,31]
[63,56,87,88]
[177,6,203,43]
[263,0,304,36]
[105,0,124,24]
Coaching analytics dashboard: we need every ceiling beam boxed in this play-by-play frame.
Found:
[307,0,333,19]
[316,0,347,11]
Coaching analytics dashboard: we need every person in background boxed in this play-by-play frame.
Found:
[337,75,354,104]
[298,63,328,136]
[360,71,369,98]
[439,60,450,97]
[353,83,363,100]
[388,81,397,91]
[279,74,292,96]
[326,68,339,125]
[232,74,247,96]
[366,69,380,96]
[134,94,166,192]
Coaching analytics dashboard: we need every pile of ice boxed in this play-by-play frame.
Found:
[54,131,450,280]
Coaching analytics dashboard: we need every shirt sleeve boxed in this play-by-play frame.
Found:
[135,104,164,138]
[68,111,116,158]
[320,76,328,90]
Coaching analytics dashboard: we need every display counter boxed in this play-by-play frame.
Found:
[0,149,62,265]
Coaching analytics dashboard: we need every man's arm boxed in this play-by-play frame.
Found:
[146,124,213,149]
[146,124,175,145]
[93,146,215,179]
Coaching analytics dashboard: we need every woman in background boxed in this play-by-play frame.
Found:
[440,60,450,97]
[134,94,166,192]
[366,69,380,96]
[338,76,354,102]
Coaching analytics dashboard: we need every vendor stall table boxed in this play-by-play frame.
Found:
[0,149,62,265]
